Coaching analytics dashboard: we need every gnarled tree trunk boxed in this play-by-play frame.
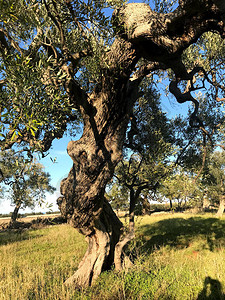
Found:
[57,122,126,286]
[62,198,122,287]
[57,39,140,287]
[58,127,125,286]
[56,0,225,288]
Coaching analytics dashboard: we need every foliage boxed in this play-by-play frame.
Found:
[168,90,224,185]
[159,149,225,211]
[152,0,178,13]
[160,169,199,208]
[107,83,175,215]
[0,0,127,153]
[107,182,129,211]
[201,151,225,206]
[0,149,55,219]
[183,31,225,102]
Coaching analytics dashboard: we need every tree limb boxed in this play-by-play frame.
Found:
[0,29,23,56]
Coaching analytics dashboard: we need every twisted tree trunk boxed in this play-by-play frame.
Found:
[57,115,131,286]
[57,127,125,286]
[56,0,225,288]
[62,198,122,287]
[57,119,126,286]
[57,39,140,287]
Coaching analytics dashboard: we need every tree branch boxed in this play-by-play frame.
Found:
[0,29,23,56]
[193,132,207,183]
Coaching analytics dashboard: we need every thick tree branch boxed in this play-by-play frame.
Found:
[169,70,204,128]
[0,29,23,56]
[114,1,225,79]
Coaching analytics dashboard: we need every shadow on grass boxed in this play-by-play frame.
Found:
[138,217,225,252]
[0,229,43,246]
[0,217,66,246]
[197,277,225,300]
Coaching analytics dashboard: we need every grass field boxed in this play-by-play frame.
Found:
[0,213,224,299]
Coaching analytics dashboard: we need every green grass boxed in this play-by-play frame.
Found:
[0,213,225,299]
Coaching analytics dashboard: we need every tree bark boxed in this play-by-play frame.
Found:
[114,190,137,271]
[58,124,125,286]
[58,127,125,286]
[10,202,21,224]
[216,197,225,218]
[57,39,140,287]
[129,189,136,233]
[114,187,141,271]
[142,196,151,215]
[63,199,122,287]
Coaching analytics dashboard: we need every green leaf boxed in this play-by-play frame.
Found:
[11,130,17,141]
[30,129,36,137]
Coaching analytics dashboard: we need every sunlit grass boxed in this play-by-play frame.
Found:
[0,213,224,299]
[0,225,87,299]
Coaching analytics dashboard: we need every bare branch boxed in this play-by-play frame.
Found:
[216,97,225,102]
[169,72,203,129]
[215,144,225,150]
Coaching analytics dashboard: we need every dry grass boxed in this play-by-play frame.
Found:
[0,214,61,226]
[0,213,224,299]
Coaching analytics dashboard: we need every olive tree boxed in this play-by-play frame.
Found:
[0,150,55,224]
[1,0,225,287]
[201,151,225,216]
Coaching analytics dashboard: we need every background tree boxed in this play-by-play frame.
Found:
[107,182,129,213]
[201,151,225,217]
[106,83,175,268]
[160,168,197,210]
[1,0,225,287]
[113,83,174,228]
[0,150,55,224]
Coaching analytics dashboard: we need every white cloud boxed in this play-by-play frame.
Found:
[0,191,61,215]
[0,199,13,214]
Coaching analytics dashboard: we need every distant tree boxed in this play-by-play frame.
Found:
[170,93,224,175]
[201,151,225,217]
[168,91,224,212]
[107,182,129,213]
[110,84,174,220]
[160,169,197,210]
[0,150,55,224]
